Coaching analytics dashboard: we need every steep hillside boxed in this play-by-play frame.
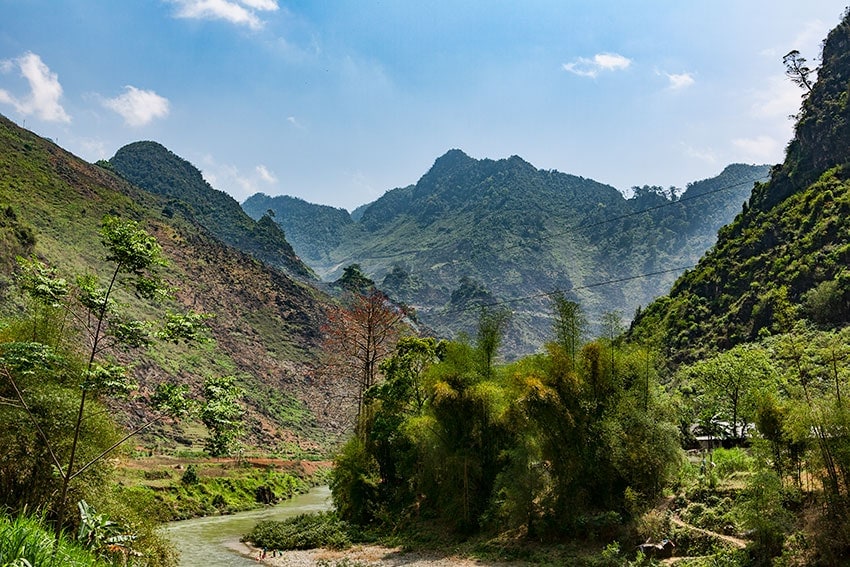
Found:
[630,9,850,363]
[109,141,314,279]
[242,194,354,265]
[249,152,768,356]
[0,115,341,453]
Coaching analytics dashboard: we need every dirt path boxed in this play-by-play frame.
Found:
[669,515,747,549]
[653,495,748,551]
[254,545,522,566]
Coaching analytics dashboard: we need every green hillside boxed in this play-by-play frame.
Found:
[630,11,850,363]
[0,115,340,453]
[247,152,768,356]
[109,141,315,279]
[242,193,354,265]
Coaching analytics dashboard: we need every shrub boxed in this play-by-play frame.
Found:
[711,448,754,479]
[242,512,351,551]
[181,464,199,485]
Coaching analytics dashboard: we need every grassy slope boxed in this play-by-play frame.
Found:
[0,114,343,453]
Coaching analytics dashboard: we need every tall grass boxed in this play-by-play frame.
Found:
[0,513,106,567]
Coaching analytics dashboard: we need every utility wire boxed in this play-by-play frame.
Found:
[439,265,697,315]
[499,175,769,253]
[351,175,768,261]
[432,175,768,316]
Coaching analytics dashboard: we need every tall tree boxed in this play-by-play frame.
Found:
[322,290,405,430]
[783,49,814,94]
[551,292,586,370]
[476,306,511,378]
[1,217,208,540]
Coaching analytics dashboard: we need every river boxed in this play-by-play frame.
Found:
[163,486,332,566]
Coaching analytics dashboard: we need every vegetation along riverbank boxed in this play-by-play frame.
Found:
[4,6,850,567]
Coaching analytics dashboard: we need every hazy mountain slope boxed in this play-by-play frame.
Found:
[0,115,340,452]
[109,141,314,279]
[251,149,768,356]
[242,193,355,265]
[630,10,850,363]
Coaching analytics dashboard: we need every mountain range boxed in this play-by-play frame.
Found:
[243,153,769,355]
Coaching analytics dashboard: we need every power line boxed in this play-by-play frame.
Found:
[499,175,768,253]
[426,176,768,316]
[439,264,696,315]
[346,174,767,316]
[350,174,768,261]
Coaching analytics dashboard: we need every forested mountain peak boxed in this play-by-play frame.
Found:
[110,141,314,278]
[252,144,769,356]
[0,113,341,452]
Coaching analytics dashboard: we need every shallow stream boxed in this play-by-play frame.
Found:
[163,485,332,566]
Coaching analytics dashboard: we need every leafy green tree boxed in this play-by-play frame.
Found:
[475,306,510,378]
[551,292,585,370]
[0,216,209,539]
[734,469,794,559]
[200,375,244,457]
[329,437,380,525]
[334,264,375,294]
[783,49,814,94]
[16,255,68,341]
[425,340,509,532]
[679,344,775,442]
[363,337,444,512]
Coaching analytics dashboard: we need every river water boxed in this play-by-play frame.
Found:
[163,486,332,566]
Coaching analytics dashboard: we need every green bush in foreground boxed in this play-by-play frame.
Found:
[242,512,351,550]
[0,513,106,567]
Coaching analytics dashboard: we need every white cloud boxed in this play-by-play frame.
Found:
[255,164,277,183]
[0,52,70,123]
[76,137,108,160]
[170,0,278,30]
[102,86,170,126]
[239,0,278,10]
[664,71,695,91]
[681,143,717,164]
[198,155,279,201]
[286,115,306,130]
[563,52,632,78]
[750,75,804,120]
[732,135,780,161]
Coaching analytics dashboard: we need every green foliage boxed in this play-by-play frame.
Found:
[254,145,769,357]
[734,470,793,560]
[199,375,244,457]
[0,216,215,542]
[710,448,754,479]
[0,512,108,567]
[330,438,380,526]
[334,264,374,294]
[242,512,351,551]
[0,112,332,468]
[633,12,850,362]
[332,305,682,541]
[181,465,199,486]
[134,464,307,520]
[76,500,137,560]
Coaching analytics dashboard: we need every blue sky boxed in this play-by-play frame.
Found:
[1,1,846,211]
